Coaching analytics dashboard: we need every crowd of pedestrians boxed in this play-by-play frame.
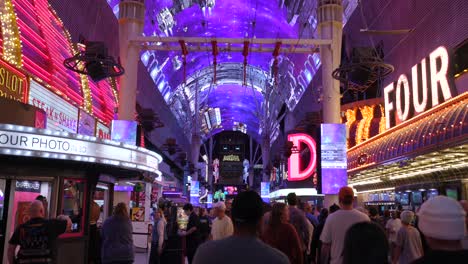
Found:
[6,187,468,264]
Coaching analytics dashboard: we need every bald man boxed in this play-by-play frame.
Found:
[8,200,67,264]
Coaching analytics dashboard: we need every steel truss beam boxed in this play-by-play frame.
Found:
[132,36,331,54]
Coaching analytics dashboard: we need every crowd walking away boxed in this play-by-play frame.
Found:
[9,187,467,264]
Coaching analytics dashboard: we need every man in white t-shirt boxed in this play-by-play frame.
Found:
[386,211,402,256]
[393,210,423,264]
[320,187,370,264]
[211,201,234,240]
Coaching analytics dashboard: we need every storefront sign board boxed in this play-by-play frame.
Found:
[0,124,162,174]
[28,80,78,133]
[0,59,28,102]
[384,46,457,128]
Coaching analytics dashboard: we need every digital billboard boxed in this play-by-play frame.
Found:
[111,120,138,145]
[321,124,348,194]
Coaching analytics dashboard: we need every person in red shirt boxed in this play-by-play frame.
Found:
[262,203,304,264]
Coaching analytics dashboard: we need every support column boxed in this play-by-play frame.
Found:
[190,134,202,181]
[318,0,343,124]
[117,0,145,120]
[261,135,270,183]
[208,137,213,187]
[318,0,344,208]
[249,136,254,188]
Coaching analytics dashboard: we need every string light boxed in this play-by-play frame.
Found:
[72,42,93,113]
[1,0,23,67]
[345,108,356,148]
[379,105,386,134]
[356,105,373,145]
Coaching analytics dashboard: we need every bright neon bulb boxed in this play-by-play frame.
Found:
[384,83,394,129]
[288,133,317,181]
[412,58,428,113]
[429,46,452,106]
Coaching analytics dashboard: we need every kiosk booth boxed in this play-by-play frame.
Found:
[0,124,162,264]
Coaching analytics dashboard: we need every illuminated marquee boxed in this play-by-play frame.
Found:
[384,46,455,128]
[287,133,317,181]
[0,59,28,102]
[223,154,240,162]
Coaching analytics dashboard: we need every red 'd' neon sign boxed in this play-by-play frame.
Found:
[288,133,317,181]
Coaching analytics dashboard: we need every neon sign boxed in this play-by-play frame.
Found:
[287,133,317,181]
[384,46,455,128]
[0,59,28,102]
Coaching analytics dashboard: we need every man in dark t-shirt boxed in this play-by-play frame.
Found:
[180,203,201,264]
[8,201,67,264]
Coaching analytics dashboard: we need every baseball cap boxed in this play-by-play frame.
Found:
[418,196,466,240]
[339,186,354,199]
[231,191,264,224]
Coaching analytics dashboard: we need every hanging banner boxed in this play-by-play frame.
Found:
[28,80,78,133]
[0,59,28,103]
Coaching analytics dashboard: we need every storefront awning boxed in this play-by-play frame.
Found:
[0,124,163,175]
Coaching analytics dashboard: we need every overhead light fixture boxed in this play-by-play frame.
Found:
[360,28,414,35]
[125,182,135,186]
[418,188,426,191]
[97,184,109,190]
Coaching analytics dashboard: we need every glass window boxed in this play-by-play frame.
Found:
[0,179,5,238]
[94,183,110,227]
[61,179,86,236]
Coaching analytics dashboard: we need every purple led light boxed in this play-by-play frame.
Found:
[114,185,134,192]
[106,0,315,135]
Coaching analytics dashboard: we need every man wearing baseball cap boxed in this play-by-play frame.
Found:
[413,196,468,263]
[320,186,370,264]
[211,201,234,240]
[193,191,289,264]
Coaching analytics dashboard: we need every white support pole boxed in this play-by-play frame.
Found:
[118,0,145,120]
[318,0,344,208]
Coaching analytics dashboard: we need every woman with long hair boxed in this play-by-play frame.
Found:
[261,203,304,264]
[101,203,134,264]
[149,205,167,264]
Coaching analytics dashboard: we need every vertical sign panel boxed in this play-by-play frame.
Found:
[78,110,96,136]
[96,122,111,139]
[28,80,78,133]
[321,124,348,194]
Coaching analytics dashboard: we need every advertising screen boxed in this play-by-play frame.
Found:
[426,190,438,200]
[78,110,96,136]
[190,181,200,206]
[261,182,270,202]
[111,120,137,145]
[223,186,238,195]
[412,191,422,204]
[446,188,458,200]
[400,193,409,205]
[321,124,348,194]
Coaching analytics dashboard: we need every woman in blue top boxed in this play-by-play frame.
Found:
[101,203,134,264]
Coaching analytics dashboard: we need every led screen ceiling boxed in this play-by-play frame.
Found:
[106,0,358,139]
